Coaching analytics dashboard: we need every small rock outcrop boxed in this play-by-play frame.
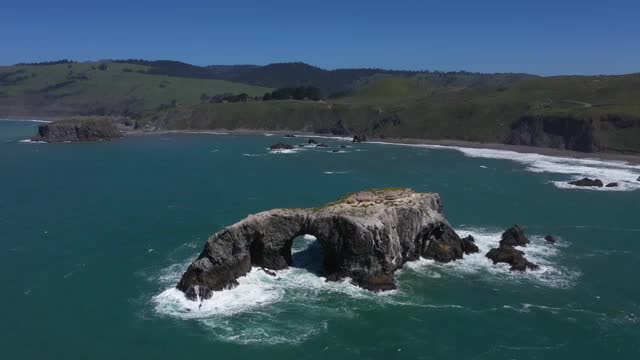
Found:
[352,135,367,143]
[32,119,122,143]
[269,143,294,150]
[486,246,539,271]
[461,235,479,254]
[499,225,530,247]
[486,225,539,271]
[307,138,318,145]
[569,178,604,187]
[177,188,478,300]
[544,235,558,244]
[605,182,619,188]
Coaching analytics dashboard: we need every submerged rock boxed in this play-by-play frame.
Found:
[307,138,318,144]
[259,267,277,277]
[569,178,604,187]
[270,142,294,150]
[605,182,619,188]
[284,134,296,138]
[544,235,558,244]
[461,235,480,254]
[32,118,122,143]
[177,188,476,299]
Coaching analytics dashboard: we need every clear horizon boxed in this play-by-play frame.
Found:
[2,0,639,76]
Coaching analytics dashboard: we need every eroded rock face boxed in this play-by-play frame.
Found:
[177,188,477,299]
[486,246,539,271]
[506,115,601,153]
[32,119,122,143]
[499,225,530,247]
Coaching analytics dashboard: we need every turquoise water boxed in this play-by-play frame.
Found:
[1,120,639,359]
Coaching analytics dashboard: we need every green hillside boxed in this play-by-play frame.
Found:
[0,62,271,118]
[147,73,640,153]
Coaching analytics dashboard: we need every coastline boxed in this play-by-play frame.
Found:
[5,116,639,165]
[125,128,640,165]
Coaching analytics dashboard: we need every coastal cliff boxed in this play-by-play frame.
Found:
[506,115,602,152]
[32,119,122,143]
[177,188,478,300]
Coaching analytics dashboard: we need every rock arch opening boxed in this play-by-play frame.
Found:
[290,234,325,277]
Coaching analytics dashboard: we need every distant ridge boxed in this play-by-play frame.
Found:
[105,59,537,96]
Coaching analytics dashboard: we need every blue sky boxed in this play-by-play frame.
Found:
[2,0,638,75]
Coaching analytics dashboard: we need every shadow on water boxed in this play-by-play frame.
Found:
[291,235,325,277]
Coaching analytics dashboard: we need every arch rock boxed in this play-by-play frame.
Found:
[177,188,477,300]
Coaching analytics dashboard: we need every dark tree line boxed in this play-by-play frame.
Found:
[263,86,322,101]
[16,59,76,66]
[206,93,257,103]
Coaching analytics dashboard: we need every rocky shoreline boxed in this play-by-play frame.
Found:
[123,128,640,165]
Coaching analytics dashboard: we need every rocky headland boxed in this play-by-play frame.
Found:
[32,118,122,143]
[177,188,479,300]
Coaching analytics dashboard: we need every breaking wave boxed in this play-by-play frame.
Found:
[268,147,304,154]
[370,142,640,192]
[1,119,51,123]
[151,226,577,344]
[404,227,579,289]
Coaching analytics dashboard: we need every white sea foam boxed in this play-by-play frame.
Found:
[152,228,577,344]
[267,147,305,154]
[304,134,352,142]
[19,139,46,144]
[153,237,367,318]
[1,118,51,123]
[369,141,640,192]
[242,153,265,157]
[152,235,370,344]
[404,227,579,289]
[324,171,349,175]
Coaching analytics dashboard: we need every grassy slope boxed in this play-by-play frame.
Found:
[149,73,640,152]
[0,62,271,117]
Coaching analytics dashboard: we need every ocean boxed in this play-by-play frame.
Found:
[1,120,639,359]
